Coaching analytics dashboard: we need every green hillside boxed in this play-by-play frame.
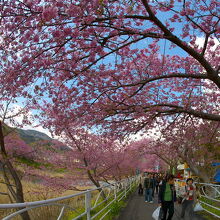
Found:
[16,128,52,144]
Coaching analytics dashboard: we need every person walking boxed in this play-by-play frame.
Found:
[180,178,196,219]
[155,175,160,194]
[158,174,177,220]
[144,173,155,203]
[152,174,157,197]
[138,174,144,195]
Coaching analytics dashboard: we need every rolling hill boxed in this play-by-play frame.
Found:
[16,128,52,144]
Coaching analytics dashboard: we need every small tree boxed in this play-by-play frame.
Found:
[0,121,31,220]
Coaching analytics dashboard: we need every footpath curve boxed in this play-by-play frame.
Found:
[117,190,206,220]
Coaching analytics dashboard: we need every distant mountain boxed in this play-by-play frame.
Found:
[17,128,52,144]
[3,123,69,150]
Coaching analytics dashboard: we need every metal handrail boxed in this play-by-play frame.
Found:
[0,176,139,220]
[2,203,78,220]
[175,180,220,218]
[199,200,220,211]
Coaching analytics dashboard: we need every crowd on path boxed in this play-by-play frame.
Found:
[138,173,199,220]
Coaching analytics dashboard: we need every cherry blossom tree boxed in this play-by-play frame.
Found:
[128,137,179,173]
[0,121,31,220]
[4,132,34,158]
[51,126,137,187]
[0,1,219,199]
[0,0,219,137]
[138,154,167,173]
[127,119,219,182]
[0,70,37,219]
[0,79,35,220]
[160,117,220,182]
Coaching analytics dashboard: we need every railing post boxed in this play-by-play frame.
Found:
[124,181,127,198]
[114,184,117,201]
[85,190,91,220]
[57,206,65,220]
[129,178,132,191]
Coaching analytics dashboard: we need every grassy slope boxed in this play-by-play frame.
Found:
[199,196,220,220]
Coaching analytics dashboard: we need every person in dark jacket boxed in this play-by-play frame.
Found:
[153,174,160,195]
[158,174,177,220]
[144,173,155,203]
[138,183,144,195]
[152,174,157,197]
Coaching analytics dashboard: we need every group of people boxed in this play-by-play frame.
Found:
[138,173,197,220]
[138,173,161,202]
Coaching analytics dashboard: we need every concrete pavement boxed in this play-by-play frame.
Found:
[117,190,206,220]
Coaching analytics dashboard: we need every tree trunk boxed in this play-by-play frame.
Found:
[66,130,107,201]
[187,161,210,183]
[0,121,31,220]
[87,169,106,200]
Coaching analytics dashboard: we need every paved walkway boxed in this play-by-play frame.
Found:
[118,190,206,220]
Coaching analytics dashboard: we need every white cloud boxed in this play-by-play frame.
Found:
[129,126,161,141]
[23,125,52,138]
[194,36,219,51]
